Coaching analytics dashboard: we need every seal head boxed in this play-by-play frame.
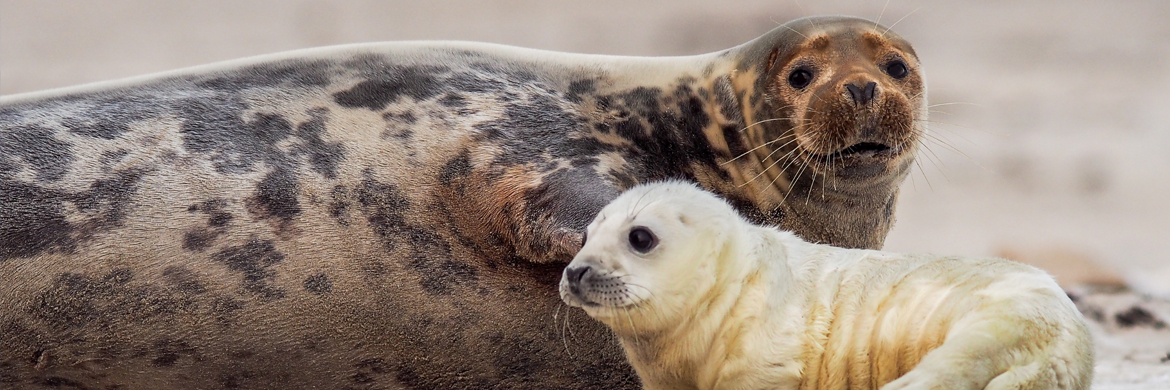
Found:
[718,16,927,248]
[560,181,749,332]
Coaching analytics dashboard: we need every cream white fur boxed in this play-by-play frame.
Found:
[560,181,1094,390]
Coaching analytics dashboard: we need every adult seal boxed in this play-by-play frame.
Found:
[1,16,925,389]
[561,181,1094,390]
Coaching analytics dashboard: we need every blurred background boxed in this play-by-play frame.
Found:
[3,0,1168,296]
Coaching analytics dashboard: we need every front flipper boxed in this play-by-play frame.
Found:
[517,166,621,263]
[438,158,620,264]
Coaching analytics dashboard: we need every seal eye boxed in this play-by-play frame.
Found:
[628,227,657,253]
[580,231,588,248]
[885,60,909,79]
[788,68,813,89]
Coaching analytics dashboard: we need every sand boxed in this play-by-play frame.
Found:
[2,0,1166,387]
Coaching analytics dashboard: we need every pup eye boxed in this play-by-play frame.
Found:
[885,60,908,79]
[580,231,588,248]
[788,68,813,89]
[628,226,657,253]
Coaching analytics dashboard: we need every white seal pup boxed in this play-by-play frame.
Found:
[561,181,1094,390]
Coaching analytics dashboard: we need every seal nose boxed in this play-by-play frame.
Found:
[845,81,878,105]
[565,266,591,285]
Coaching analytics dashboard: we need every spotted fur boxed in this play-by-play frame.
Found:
[1,16,924,389]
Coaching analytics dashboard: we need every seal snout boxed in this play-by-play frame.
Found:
[564,265,592,295]
[845,81,878,106]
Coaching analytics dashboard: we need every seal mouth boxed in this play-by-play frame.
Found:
[831,142,894,159]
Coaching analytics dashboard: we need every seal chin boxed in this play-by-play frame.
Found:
[804,140,908,178]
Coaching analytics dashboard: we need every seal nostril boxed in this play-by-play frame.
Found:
[845,82,877,105]
[565,266,590,284]
[846,83,863,104]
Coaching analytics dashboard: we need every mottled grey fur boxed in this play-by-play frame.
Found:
[0,16,924,389]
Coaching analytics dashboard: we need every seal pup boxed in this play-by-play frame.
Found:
[561,181,1094,390]
[2,16,923,388]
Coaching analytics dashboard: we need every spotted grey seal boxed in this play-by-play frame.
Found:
[1,15,924,389]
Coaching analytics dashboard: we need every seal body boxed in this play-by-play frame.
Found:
[561,181,1094,390]
[1,16,924,388]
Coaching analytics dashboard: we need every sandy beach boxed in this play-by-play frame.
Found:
[3,0,1167,387]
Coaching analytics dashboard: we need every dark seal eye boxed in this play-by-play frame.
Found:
[885,60,909,79]
[788,68,813,89]
[628,227,657,253]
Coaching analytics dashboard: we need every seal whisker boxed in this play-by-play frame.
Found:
[721,132,796,166]
[780,24,809,40]
[912,157,935,192]
[554,302,576,358]
[916,118,1006,137]
[913,140,952,185]
[914,130,980,163]
[927,102,982,108]
[747,130,817,191]
[881,6,925,37]
[621,295,643,347]
[873,0,893,31]
[779,149,816,203]
[735,135,802,182]
[741,136,805,188]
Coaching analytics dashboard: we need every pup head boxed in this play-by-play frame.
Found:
[559,181,746,334]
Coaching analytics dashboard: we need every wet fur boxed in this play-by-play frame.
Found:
[562,182,1094,390]
[1,16,922,389]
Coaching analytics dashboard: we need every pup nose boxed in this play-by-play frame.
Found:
[565,266,591,285]
[845,81,877,105]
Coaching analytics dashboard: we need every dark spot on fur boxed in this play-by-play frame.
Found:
[490,333,547,379]
[212,239,286,299]
[295,108,345,179]
[212,297,244,326]
[0,181,74,259]
[475,92,609,168]
[218,370,255,389]
[566,79,596,103]
[150,339,196,367]
[719,124,746,158]
[180,100,286,174]
[209,212,232,228]
[251,166,301,223]
[182,228,220,251]
[194,59,333,91]
[356,176,411,245]
[351,358,388,384]
[439,93,467,108]
[0,124,73,182]
[1,169,145,260]
[1115,306,1167,329]
[303,273,332,294]
[162,266,207,295]
[399,111,417,124]
[188,198,233,227]
[100,149,130,170]
[37,376,89,389]
[439,152,472,187]
[333,67,445,111]
[329,185,351,226]
[355,174,475,294]
[32,268,184,331]
[62,117,128,140]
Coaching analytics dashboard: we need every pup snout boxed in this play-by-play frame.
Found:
[564,265,591,287]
